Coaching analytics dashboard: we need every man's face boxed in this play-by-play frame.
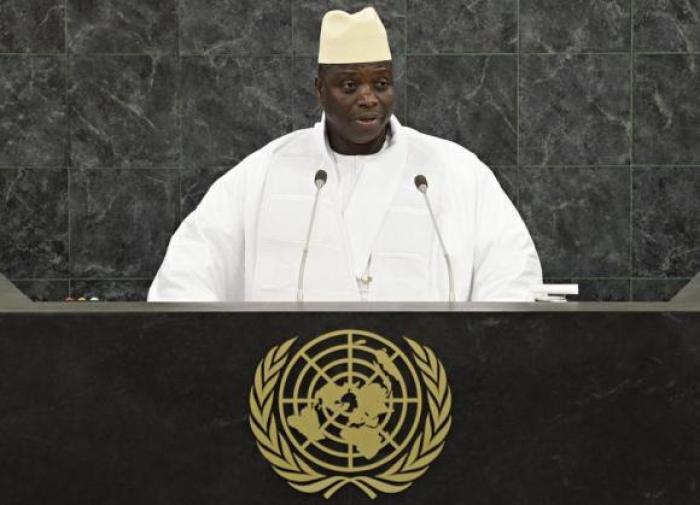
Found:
[315,61,394,149]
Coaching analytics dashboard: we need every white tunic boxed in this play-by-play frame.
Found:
[332,135,389,212]
[148,116,542,302]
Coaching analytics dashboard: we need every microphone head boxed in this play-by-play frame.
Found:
[414,174,428,193]
[314,169,327,189]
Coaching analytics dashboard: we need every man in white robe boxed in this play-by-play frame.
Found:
[148,7,542,303]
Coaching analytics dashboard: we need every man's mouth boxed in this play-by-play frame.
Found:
[355,116,382,127]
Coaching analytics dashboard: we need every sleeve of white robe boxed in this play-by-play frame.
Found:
[469,163,543,302]
[147,164,248,302]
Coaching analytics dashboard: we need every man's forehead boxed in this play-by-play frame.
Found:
[321,61,392,76]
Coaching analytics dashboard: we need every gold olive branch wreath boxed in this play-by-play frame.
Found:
[248,337,452,500]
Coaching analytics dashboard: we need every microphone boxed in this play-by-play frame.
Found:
[414,174,455,303]
[297,169,327,302]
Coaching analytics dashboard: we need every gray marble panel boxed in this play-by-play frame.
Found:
[180,165,230,219]
[0,169,68,278]
[576,278,631,301]
[407,0,516,53]
[69,55,179,169]
[519,167,630,277]
[544,278,631,301]
[0,0,65,53]
[293,0,405,56]
[635,0,700,52]
[180,0,291,55]
[67,0,178,54]
[181,56,293,169]
[0,56,66,167]
[13,279,69,301]
[632,167,700,277]
[520,0,630,52]
[71,279,151,301]
[70,169,179,277]
[631,278,691,301]
[407,55,516,166]
[292,54,406,130]
[292,56,322,130]
[520,54,630,166]
[634,55,700,165]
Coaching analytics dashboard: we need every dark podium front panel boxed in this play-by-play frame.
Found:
[1,300,699,505]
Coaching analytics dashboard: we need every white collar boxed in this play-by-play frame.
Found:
[330,133,391,162]
[314,113,402,165]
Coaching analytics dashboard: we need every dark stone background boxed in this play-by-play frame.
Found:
[1,0,698,302]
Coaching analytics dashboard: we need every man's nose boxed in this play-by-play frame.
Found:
[357,84,378,107]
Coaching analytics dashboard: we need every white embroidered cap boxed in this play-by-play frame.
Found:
[318,7,392,64]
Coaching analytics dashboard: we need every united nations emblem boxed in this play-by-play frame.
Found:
[249,329,452,499]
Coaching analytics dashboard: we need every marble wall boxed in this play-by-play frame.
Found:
[1,0,698,301]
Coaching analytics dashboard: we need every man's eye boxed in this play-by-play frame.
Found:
[342,81,357,91]
[375,80,390,89]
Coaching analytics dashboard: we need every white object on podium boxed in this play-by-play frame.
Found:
[534,284,579,303]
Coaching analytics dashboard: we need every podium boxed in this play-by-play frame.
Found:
[1,275,699,505]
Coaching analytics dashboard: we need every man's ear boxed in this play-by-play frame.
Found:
[314,76,325,108]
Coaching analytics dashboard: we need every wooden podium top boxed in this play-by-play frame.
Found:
[3,274,699,313]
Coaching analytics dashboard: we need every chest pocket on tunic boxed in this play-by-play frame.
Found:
[254,194,352,298]
[370,205,436,300]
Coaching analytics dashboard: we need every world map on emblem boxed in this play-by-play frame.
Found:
[278,330,423,473]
